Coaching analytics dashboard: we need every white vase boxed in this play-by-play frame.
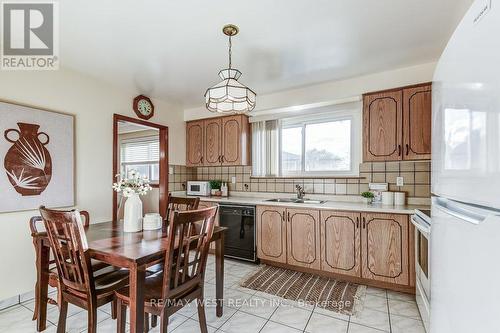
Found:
[124,193,143,232]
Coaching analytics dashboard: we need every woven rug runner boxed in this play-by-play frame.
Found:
[240,265,365,315]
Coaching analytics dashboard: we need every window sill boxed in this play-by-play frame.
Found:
[250,175,364,180]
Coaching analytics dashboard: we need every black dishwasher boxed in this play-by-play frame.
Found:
[218,204,257,262]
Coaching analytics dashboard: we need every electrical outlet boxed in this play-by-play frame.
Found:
[231,176,236,184]
[396,176,404,187]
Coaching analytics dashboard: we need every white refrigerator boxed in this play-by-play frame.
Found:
[431,0,500,332]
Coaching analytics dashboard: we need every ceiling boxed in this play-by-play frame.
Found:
[118,121,158,134]
[60,0,472,108]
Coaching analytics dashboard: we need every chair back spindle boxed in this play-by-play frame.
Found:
[39,206,94,295]
[165,194,200,222]
[161,206,217,302]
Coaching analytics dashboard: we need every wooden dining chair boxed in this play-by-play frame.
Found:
[165,194,200,222]
[115,206,218,333]
[29,210,109,321]
[39,206,130,333]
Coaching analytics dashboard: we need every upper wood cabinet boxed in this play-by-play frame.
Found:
[186,114,251,167]
[204,118,222,166]
[363,90,403,161]
[186,120,204,166]
[363,83,431,162]
[257,206,287,264]
[320,210,361,277]
[361,212,409,286]
[286,208,321,270]
[403,85,432,160]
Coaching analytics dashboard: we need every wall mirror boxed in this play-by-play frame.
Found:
[112,114,168,222]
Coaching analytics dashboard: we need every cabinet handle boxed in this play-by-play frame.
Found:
[218,155,221,162]
[282,211,285,222]
[287,212,290,222]
[362,217,366,229]
[398,144,401,156]
[356,217,360,229]
[405,144,409,156]
[201,156,204,163]
[221,155,225,163]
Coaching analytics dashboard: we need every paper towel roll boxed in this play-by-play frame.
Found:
[382,191,394,205]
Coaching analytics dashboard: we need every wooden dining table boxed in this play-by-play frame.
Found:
[32,221,227,333]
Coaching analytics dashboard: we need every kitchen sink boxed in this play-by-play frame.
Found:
[265,198,326,204]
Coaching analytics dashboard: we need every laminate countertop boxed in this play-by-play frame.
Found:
[176,193,429,215]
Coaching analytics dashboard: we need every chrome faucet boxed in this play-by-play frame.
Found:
[295,185,305,200]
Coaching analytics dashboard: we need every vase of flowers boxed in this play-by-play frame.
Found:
[113,170,152,232]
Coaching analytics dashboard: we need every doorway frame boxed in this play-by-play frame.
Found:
[112,113,169,222]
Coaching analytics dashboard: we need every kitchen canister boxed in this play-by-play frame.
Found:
[394,192,406,205]
[381,191,394,205]
[143,213,162,230]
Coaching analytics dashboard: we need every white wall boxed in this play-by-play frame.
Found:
[0,68,185,300]
[184,62,437,120]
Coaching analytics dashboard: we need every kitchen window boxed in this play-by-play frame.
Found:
[120,136,159,183]
[252,108,361,177]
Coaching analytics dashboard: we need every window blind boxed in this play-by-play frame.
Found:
[121,137,159,163]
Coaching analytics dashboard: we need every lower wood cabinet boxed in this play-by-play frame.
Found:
[361,212,409,285]
[256,205,412,289]
[256,206,287,264]
[320,210,361,277]
[286,208,321,270]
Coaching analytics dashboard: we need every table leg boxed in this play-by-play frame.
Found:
[36,240,50,332]
[129,265,146,333]
[215,233,224,317]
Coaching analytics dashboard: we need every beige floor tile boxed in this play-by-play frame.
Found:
[350,308,390,332]
[270,304,313,330]
[390,314,426,333]
[304,312,349,333]
[219,311,267,333]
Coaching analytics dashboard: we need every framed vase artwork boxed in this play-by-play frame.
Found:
[0,101,74,213]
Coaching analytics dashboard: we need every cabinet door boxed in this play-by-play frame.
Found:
[403,84,432,160]
[204,118,222,166]
[286,208,321,270]
[363,90,403,161]
[320,211,361,277]
[361,213,409,285]
[256,206,287,263]
[221,115,242,165]
[186,120,204,166]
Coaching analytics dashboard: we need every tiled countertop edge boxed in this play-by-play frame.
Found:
[171,191,430,215]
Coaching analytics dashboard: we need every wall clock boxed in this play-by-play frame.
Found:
[133,95,154,120]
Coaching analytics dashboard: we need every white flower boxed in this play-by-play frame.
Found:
[112,169,152,196]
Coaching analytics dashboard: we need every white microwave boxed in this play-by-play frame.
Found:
[186,181,211,196]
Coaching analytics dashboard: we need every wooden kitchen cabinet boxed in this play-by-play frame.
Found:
[363,83,431,162]
[185,114,250,166]
[363,90,403,162]
[204,118,222,166]
[221,115,250,166]
[186,120,204,166]
[403,84,432,160]
[257,206,287,264]
[286,208,321,270]
[320,210,361,277]
[361,212,409,285]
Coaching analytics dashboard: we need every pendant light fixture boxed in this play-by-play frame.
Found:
[205,24,256,114]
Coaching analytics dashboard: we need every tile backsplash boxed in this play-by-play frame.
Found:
[168,165,195,192]
[183,160,431,199]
